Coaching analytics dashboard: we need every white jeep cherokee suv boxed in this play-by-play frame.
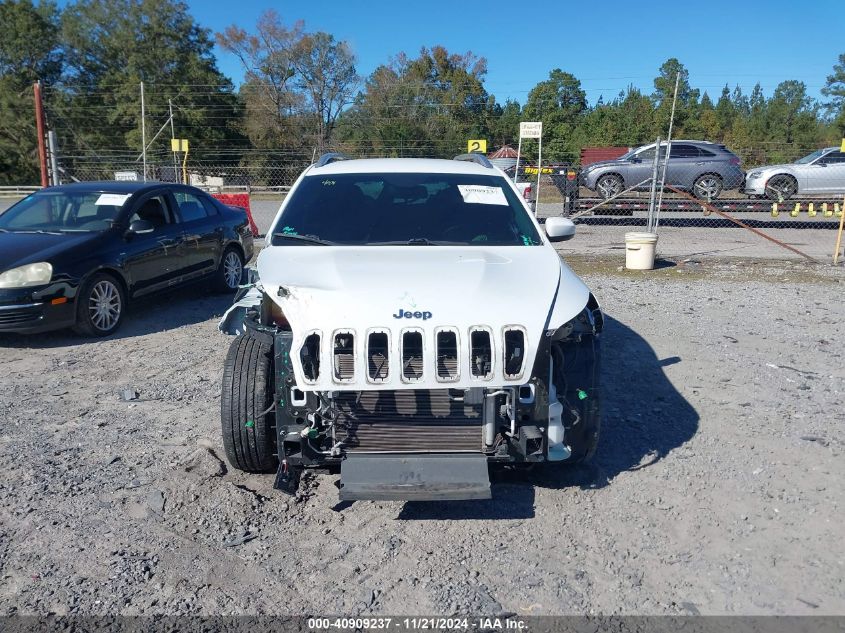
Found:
[219,153,602,501]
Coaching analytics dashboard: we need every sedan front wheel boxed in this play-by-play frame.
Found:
[73,272,126,337]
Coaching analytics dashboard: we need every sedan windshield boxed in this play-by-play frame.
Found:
[271,172,542,246]
[0,190,130,232]
[795,149,827,164]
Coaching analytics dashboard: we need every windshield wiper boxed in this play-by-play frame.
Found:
[370,238,459,246]
[272,232,334,245]
[12,229,63,235]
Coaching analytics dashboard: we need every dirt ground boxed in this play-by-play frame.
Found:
[0,255,843,616]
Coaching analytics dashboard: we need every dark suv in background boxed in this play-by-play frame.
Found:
[581,140,744,200]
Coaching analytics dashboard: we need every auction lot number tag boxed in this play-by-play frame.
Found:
[457,184,507,205]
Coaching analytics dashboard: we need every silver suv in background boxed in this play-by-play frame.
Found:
[581,140,744,200]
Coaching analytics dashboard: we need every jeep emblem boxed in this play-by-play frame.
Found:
[393,308,432,321]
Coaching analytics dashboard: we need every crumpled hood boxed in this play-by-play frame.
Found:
[256,245,589,390]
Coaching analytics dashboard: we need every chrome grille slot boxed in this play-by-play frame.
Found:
[367,332,389,382]
[503,328,526,379]
[470,329,493,379]
[300,333,321,382]
[333,331,355,382]
[401,330,424,381]
[436,329,459,381]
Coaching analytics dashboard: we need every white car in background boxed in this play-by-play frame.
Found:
[742,146,845,200]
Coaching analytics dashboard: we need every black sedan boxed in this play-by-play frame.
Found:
[0,181,254,336]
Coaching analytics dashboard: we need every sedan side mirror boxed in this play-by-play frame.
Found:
[127,219,154,235]
[545,217,576,242]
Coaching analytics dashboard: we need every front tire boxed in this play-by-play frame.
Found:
[595,174,623,199]
[72,272,126,337]
[765,175,797,201]
[220,333,278,473]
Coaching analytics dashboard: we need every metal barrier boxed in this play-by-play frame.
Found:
[0,186,41,198]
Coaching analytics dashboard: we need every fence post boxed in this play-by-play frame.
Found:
[646,137,661,232]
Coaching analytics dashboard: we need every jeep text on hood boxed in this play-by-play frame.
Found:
[218,154,602,502]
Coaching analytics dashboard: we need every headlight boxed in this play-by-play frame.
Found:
[0,262,53,289]
[747,172,762,179]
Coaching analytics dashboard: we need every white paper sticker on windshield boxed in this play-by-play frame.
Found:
[95,193,131,206]
[457,185,508,206]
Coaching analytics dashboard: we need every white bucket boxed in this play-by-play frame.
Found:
[625,232,658,270]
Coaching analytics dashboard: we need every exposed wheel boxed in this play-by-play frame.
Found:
[595,174,623,199]
[693,174,723,200]
[765,174,797,201]
[221,333,278,473]
[72,272,126,337]
[214,247,244,293]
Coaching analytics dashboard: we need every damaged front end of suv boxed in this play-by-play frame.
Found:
[218,155,602,501]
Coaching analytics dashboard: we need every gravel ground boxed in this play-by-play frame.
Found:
[0,256,843,617]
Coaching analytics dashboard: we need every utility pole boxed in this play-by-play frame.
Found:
[169,99,177,183]
[140,81,147,182]
[47,130,60,186]
[33,81,48,187]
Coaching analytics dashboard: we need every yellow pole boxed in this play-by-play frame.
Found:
[834,195,845,265]
[182,149,188,185]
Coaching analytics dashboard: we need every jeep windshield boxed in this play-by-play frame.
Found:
[270,172,543,246]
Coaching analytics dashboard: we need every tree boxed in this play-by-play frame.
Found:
[58,0,242,170]
[488,99,521,148]
[766,80,822,160]
[0,0,62,184]
[216,10,304,151]
[291,31,358,151]
[821,53,845,135]
[715,85,736,137]
[524,69,587,161]
[337,46,491,157]
[652,58,699,137]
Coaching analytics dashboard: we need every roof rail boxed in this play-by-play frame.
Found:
[315,152,351,168]
[453,153,493,169]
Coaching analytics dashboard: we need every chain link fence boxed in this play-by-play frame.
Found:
[525,142,845,263]
[24,144,845,263]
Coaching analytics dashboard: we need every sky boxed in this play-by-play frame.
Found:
[187,0,845,105]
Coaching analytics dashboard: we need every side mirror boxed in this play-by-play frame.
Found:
[545,217,576,242]
[630,156,641,163]
[127,219,154,235]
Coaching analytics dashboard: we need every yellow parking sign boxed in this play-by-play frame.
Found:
[171,138,189,152]
[467,139,487,154]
